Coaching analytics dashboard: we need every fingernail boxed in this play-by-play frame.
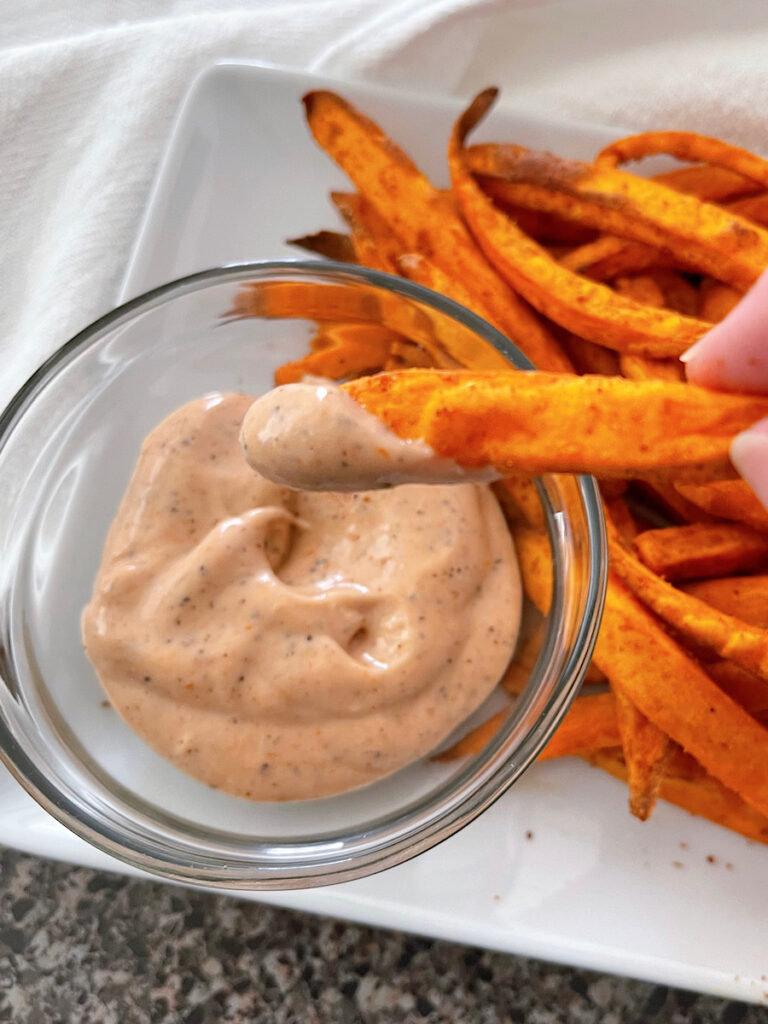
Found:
[679,338,707,364]
[730,424,768,512]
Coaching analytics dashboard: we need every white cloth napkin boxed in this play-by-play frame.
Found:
[3,0,768,407]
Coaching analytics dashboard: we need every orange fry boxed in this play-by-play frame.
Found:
[394,252,501,367]
[619,354,684,382]
[728,192,768,227]
[674,479,768,533]
[612,275,686,383]
[633,522,768,580]
[699,280,741,323]
[234,280,513,374]
[489,199,596,245]
[604,497,639,542]
[499,622,544,696]
[451,93,708,357]
[704,660,768,716]
[613,274,665,308]
[559,334,621,376]
[605,500,671,820]
[467,137,768,290]
[342,369,768,481]
[331,192,401,274]
[386,339,435,369]
[287,230,356,263]
[594,573,768,819]
[681,575,768,630]
[610,532,768,683]
[274,323,397,385]
[631,479,717,525]
[434,708,507,762]
[302,90,572,372]
[647,269,699,316]
[435,692,620,762]
[557,236,664,278]
[652,164,762,202]
[612,688,670,820]
[597,131,768,189]
[509,523,552,615]
[587,746,768,845]
[492,475,546,530]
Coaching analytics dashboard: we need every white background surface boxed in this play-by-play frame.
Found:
[3,60,766,1003]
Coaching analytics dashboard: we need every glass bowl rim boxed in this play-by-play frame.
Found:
[0,259,607,888]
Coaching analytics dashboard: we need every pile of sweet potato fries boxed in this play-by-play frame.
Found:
[276,87,768,843]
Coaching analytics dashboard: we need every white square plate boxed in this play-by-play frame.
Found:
[3,61,767,1004]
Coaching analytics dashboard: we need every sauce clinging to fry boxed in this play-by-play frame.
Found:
[240,379,500,490]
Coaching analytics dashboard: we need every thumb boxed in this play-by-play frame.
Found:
[682,270,768,509]
[682,270,768,393]
[730,418,768,513]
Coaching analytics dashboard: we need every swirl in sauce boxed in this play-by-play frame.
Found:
[82,391,521,801]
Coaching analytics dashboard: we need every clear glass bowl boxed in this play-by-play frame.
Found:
[0,261,606,889]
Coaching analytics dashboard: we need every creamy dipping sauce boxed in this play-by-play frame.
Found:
[83,392,521,801]
[241,380,500,491]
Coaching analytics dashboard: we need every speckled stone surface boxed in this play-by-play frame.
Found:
[0,846,762,1024]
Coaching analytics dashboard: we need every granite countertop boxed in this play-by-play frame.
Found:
[0,847,762,1024]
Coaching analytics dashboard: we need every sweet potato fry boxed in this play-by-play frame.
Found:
[499,621,544,696]
[559,334,621,376]
[342,369,768,481]
[619,354,685,382]
[558,235,674,281]
[597,131,768,189]
[584,661,608,686]
[681,575,768,629]
[509,523,552,614]
[488,199,596,245]
[604,497,639,541]
[613,274,665,308]
[674,479,768,533]
[492,475,546,530]
[704,660,768,715]
[630,479,717,525]
[451,94,708,357]
[466,136,768,290]
[699,280,742,323]
[612,688,670,820]
[587,746,768,844]
[435,691,620,762]
[728,192,768,227]
[611,531,768,681]
[593,573,768,819]
[274,323,397,384]
[302,90,572,372]
[604,502,671,819]
[652,164,761,202]
[386,339,434,369]
[287,230,356,263]
[394,253,505,369]
[647,270,700,316]
[434,708,508,761]
[611,276,686,382]
[331,192,401,274]
[234,280,513,374]
[633,522,768,579]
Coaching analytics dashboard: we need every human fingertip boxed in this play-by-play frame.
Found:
[730,420,768,512]
[679,338,706,365]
